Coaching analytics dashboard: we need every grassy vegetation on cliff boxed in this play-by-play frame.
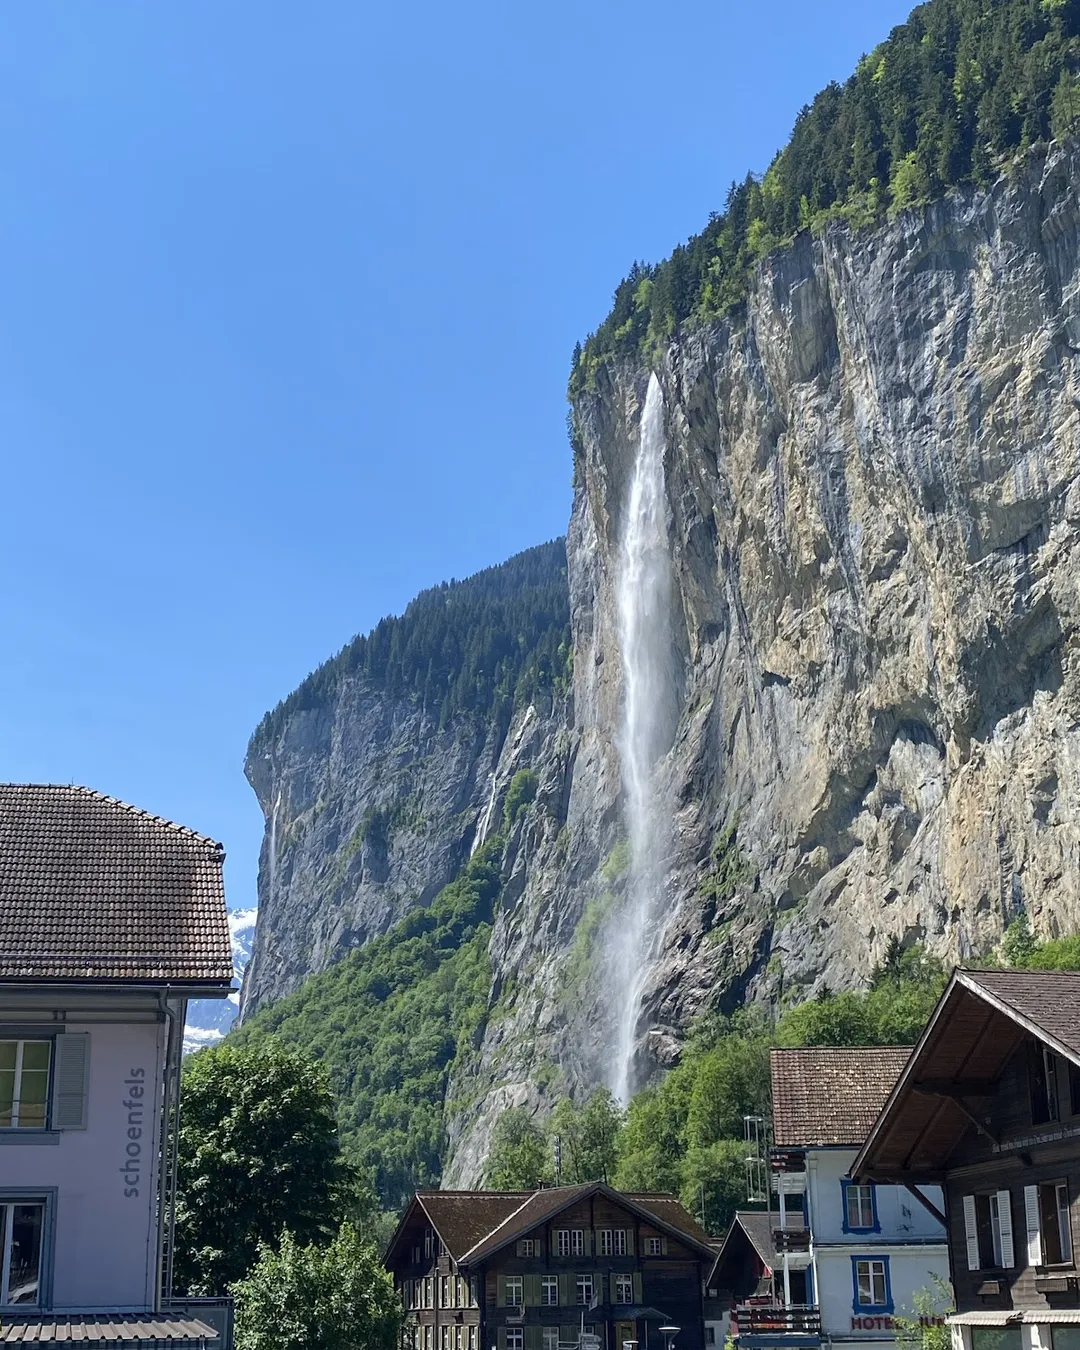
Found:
[571,0,1080,394]
[232,837,505,1212]
[252,540,570,746]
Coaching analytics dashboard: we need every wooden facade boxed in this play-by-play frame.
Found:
[385,1185,714,1350]
[852,970,1080,1347]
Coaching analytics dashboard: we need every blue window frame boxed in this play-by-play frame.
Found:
[842,1180,880,1234]
[850,1255,893,1314]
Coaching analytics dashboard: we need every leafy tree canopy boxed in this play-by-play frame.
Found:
[571,0,1080,394]
[173,1042,360,1296]
[485,1108,552,1189]
[232,1224,401,1350]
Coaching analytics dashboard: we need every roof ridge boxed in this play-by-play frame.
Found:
[0,783,225,852]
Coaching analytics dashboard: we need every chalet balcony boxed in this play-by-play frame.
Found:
[731,1304,821,1340]
[771,1228,811,1254]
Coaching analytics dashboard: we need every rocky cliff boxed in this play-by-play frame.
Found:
[243,143,1080,1185]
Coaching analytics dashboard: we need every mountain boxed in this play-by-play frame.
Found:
[236,0,1080,1202]
[184,907,258,1052]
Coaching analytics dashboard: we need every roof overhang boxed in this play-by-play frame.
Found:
[852,969,1070,1181]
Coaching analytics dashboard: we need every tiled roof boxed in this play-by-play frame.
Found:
[0,1316,217,1343]
[771,1046,914,1146]
[732,1210,777,1267]
[417,1191,536,1260]
[0,784,232,984]
[461,1186,595,1262]
[960,969,1080,1061]
[624,1192,714,1248]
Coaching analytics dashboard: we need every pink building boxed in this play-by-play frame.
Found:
[0,785,234,1347]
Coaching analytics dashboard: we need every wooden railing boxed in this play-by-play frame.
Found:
[772,1227,811,1252]
[731,1304,821,1337]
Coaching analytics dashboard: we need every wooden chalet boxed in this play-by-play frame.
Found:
[852,969,1080,1350]
[704,1212,777,1345]
[384,1183,717,1350]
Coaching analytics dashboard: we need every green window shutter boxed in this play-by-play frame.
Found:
[526,1328,542,1350]
[585,1230,593,1256]
[558,1274,571,1307]
[497,1277,507,1308]
[660,1237,668,1256]
[52,1033,90,1130]
[624,1229,635,1256]
[561,1329,576,1346]
[498,1331,507,1350]
[550,1230,558,1257]
[632,1273,643,1305]
[595,1273,605,1306]
[525,1275,541,1307]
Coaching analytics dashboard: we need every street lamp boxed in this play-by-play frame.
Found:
[659,1326,680,1350]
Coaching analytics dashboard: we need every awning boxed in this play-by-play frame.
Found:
[947,1313,1023,1327]
[0,1317,219,1344]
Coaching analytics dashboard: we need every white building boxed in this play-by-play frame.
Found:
[712,1046,951,1350]
[0,785,234,1346]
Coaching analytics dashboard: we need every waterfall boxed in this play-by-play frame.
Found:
[608,372,678,1106]
[267,790,281,903]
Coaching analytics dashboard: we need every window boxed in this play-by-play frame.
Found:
[425,1231,433,1259]
[542,1276,559,1307]
[852,1258,891,1312]
[470,1276,480,1308]
[543,1331,559,1350]
[506,1277,523,1308]
[519,1239,537,1258]
[576,1276,594,1306]
[963,1193,1015,1270]
[843,1183,877,1233]
[1026,1182,1075,1266]
[0,1043,50,1130]
[556,1230,571,1257]
[1054,1333,1080,1350]
[614,1276,633,1305]
[441,1276,450,1307]
[441,1328,450,1350]
[424,1328,432,1350]
[507,1331,524,1350]
[1033,1049,1067,1125]
[556,1230,583,1257]
[1,1202,44,1306]
[468,1330,477,1350]
[646,1238,662,1256]
[459,1277,470,1307]
[971,1331,1022,1350]
[706,1332,716,1347]
[571,1230,584,1256]
[455,1328,463,1350]
[599,1230,627,1256]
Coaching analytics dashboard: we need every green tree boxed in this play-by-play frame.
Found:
[550,1088,624,1183]
[684,1035,770,1148]
[232,1224,401,1350]
[679,1140,753,1235]
[1002,912,1039,966]
[173,1042,359,1295]
[485,1108,552,1189]
[893,1276,954,1350]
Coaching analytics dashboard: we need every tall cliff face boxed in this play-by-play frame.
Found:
[445,143,1080,1177]
[242,144,1080,1186]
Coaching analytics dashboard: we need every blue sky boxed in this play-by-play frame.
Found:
[0,0,914,909]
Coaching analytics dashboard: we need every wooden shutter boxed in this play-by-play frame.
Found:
[558,1274,572,1307]
[1025,1185,1043,1267]
[997,1191,1015,1269]
[584,1229,593,1256]
[660,1236,669,1256]
[52,1033,90,1130]
[632,1272,643,1304]
[525,1275,541,1308]
[624,1228,635,1256]
[594,1273,605,1307]
[497,1331,507,1350]
[963,1196,979,1271]
[497,1276,507,1308]
[525,1328,541,1350]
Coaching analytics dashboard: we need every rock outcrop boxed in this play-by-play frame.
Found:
[246,143,1080,1184]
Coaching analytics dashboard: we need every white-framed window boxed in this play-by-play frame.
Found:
[468,1329,477,1350]
[506,1276,523,1308]
[853,1258,889,1310]
[964,1192,1016,1270]
[1025,1182,1075,1266]
[614,1276,633,1305]
[506,1331,524,1350]
[455,1327,463,1350]
[441,1327,450,1350]
[543,1330,559,1350]
[599,1230,627,1256]
[424,1327,433,1350]
[646,1237,662,1256]
[425,1231,433,1259]
[519,1238,537,1258]
[845,1183,876,1231]
[556,1229,571,1257]
[441,1276,451,1307]
[542,1276,559,1306]
[571,1230,584,1256]
[0,1043,50,1131]
[0,1201,45,1307]
[470,1276,480,1308]
[555,1229,584,1257]
[576,1276,593,1306]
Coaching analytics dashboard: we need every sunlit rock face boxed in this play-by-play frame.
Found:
[244,142,1080,1184]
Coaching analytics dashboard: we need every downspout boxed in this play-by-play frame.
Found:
[155,995,185,1310]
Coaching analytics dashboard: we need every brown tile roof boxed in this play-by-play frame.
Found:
[708,1211,777,1286]
[0,784,232,984]
[961,969,1080,1060]
[771,1046,914,1146]
[417,1191,536,1260]
[456,1183,717,1264]
[0,1317,217,1343]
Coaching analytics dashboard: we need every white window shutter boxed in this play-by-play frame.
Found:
[52,1033,90,1129]
[1025,1185,1042,1267]
[997,1191,1015,1268]
[963,1195,980,1271]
